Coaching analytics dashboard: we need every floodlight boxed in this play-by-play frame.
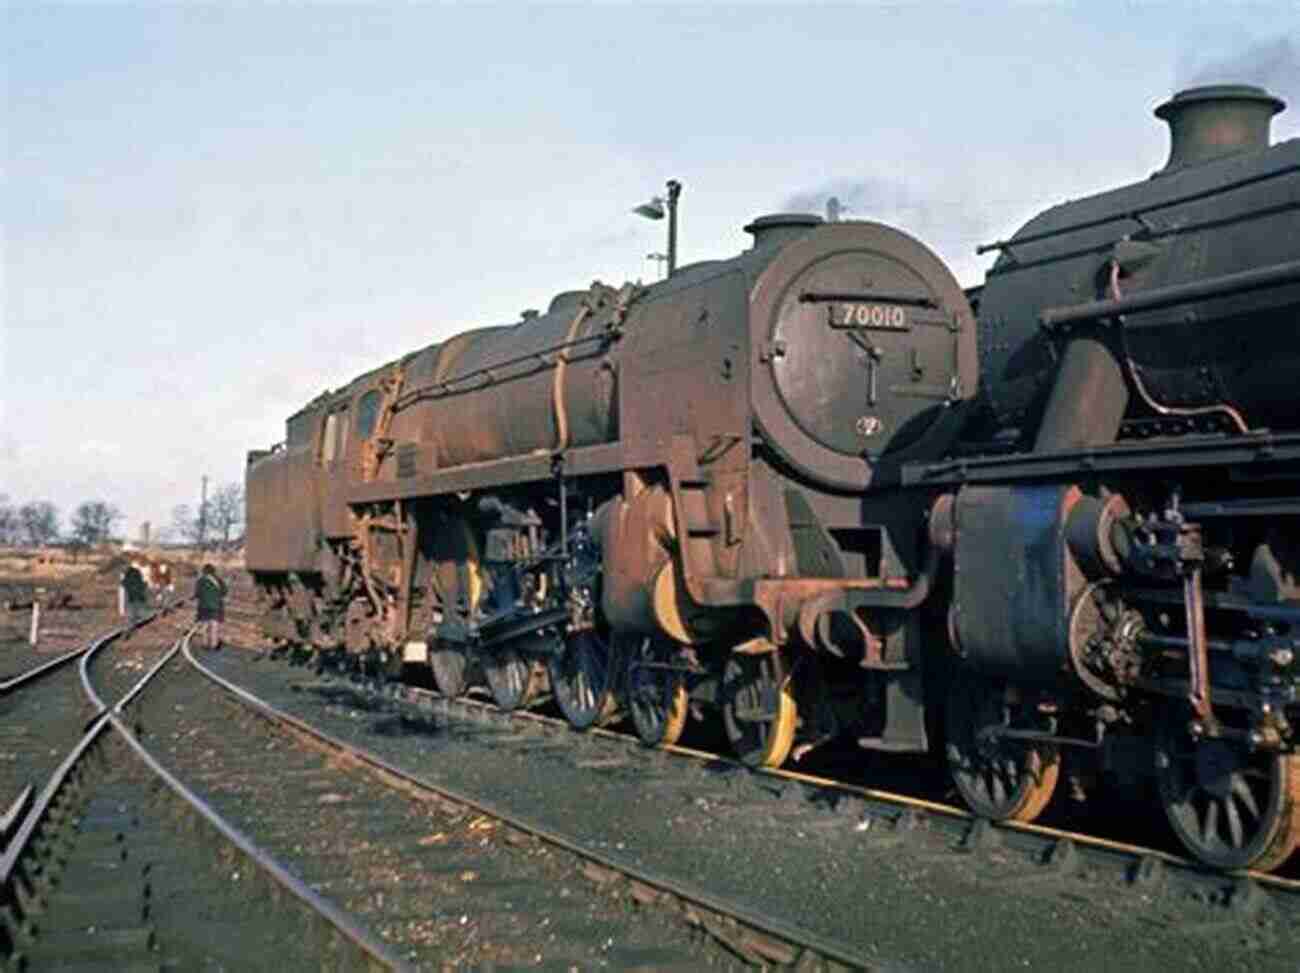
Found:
[633,198,666,220]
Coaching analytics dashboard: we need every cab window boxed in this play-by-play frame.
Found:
[287,412,312,446]
[322,414,338,463]
[356,390,381,439]
[320,408,348,465]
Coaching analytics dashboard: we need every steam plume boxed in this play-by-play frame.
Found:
[1179,36,1299,105]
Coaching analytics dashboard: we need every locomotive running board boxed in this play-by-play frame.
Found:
[902,430,1300,487]
[436,607,569,655]
[346,440,628,504]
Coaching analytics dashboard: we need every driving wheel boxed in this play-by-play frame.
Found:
[945,672,1059,823]
[425,516,482,699]
[721,650,796,768]
[1155,704,1300,871]
[549,629,619,730]
[484,645,539,711]
[429,643,468,697]
[624,635,689,748]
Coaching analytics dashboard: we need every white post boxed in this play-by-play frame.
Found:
[118,584,126,617]
[29,602,40,646]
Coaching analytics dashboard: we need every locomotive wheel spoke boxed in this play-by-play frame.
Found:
[1202,799,1220,847]
[989,770,1007,808]
[484,646,538,711]
[1156,705,1300,870]
[549,629,618,730]
[945,672,1058,824]
[721,651,796,769]
[1226,800,1245,849]
[1232,773,1261,820]
[623,635,689,749]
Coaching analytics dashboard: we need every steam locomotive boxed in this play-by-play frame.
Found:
[246,84,1300,872]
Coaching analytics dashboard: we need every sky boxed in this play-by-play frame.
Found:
[4,2,1300,540]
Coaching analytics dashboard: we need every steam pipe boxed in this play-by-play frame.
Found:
[1039,258,1300,330]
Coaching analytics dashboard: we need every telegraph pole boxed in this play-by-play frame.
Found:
[199,475,208,550]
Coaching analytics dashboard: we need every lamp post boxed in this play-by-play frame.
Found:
[632,179,682,277]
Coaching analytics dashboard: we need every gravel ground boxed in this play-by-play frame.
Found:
[134,657,745,970]
[10,563,1296,971]
[0,596,120,677]
[201,648,1298,973]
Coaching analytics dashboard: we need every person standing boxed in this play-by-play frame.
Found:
[122,561,151,631]
[152,560,176,610]
[195,563,228,650]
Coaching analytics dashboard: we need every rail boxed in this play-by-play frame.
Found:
[2,620,409,973]
[111,629,409,972]
[444,685,1300,897]
[186,642,877,970]
[0,626,120,885]
[0,645,97,694]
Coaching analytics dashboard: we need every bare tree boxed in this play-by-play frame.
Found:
[18,501,60,546]
[209,483,245,545]
[70,500,122,547]
[171,503,209,546]
[0,495,17,546]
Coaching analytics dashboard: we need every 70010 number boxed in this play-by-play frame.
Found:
[839,303,908,330]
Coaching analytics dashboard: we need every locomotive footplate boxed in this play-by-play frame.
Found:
[737,544,940,657]
[904,430,1300,487]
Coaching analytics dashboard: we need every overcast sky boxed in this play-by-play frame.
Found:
[5,2,1299,540]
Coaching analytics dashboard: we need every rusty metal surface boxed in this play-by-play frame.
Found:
[245,438,321,572]
[748,221,977,491]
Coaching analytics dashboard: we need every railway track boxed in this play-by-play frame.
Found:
[0,630,127,846]
[164,643,865,969]
[0,605,189,844]
[2,620,405,971]
[434,695,1300,917]
[547,698,1300,894]
[11,615,789,969]
[14,586,1295,969]
[330,663,1300,908]
[202,645,1300,971]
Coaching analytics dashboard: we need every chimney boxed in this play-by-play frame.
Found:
[744,213,823,250]
[1155,84,1285,173]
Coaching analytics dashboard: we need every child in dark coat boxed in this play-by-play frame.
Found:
[195,563,228,650]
